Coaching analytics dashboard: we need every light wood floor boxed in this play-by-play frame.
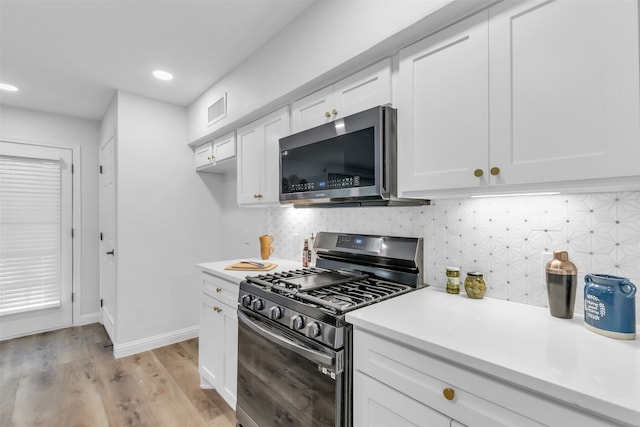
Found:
[0,323,236,427]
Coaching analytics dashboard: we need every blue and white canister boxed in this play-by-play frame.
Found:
[584,274,636,340]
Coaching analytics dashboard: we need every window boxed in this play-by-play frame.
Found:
[0,155,63,315]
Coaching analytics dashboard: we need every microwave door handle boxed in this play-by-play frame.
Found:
[238,310,335,367]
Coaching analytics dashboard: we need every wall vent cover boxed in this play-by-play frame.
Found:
[208,92,227,126]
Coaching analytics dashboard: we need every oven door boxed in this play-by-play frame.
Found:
[236,308,346,427]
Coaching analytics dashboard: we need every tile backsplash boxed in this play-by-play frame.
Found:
[268,191,640,323]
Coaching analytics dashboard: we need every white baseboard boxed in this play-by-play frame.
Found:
[200,376,213,389]
[74,312,101,326]
[113,325,199,359]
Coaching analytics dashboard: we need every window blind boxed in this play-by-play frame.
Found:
[0,155,62,316]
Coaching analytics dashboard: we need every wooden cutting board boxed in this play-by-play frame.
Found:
[224,261,278,271]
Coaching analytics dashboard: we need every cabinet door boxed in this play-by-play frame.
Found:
[237,122,264,204]
[212,131,236,163]
[291,85,334,133]
[354,371,451,427]
[397,11,489,195]
[194,141,213,169]
[333,57,392,120]
[237,107,290,205]
[261,107,290,204]
[219,302,238,408]
[199,294,221,389]
[489,0,640,186]
[291,58,392,133]
[199,293,238,409]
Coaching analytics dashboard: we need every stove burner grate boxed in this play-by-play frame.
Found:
[245,268,414,314]
[297,278,412,313]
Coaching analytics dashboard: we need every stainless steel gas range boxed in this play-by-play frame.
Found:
[236,232,424,427]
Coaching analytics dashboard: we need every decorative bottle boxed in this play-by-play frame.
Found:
[545,250,577,319]
[302,239,309,267]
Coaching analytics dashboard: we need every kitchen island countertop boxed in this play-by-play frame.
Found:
[346,286,640,426]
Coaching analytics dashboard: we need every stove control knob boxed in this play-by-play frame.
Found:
[251,298,264,311]
[292,315,305,330]
[270,306,283,320]
[240,295,253,308]
[308,322,322,338]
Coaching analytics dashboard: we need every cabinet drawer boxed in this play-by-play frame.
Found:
[201,273,238,307]
[354,330,619,427]
[354,371,451,426]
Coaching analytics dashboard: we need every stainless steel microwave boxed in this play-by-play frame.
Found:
[279,106,427,207]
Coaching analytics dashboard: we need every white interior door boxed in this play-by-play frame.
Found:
[0,141,73,339]
[99,132,116,343]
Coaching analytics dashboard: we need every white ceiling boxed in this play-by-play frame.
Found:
[0,0,315,120]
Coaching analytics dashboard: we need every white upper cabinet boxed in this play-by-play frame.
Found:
[489,0,640,187]
[237,107,290,206]
[398,11,490,193]
[291,58,392,133]
[194,141,214,169]
[398,0,640,198]
[195,131,236,173]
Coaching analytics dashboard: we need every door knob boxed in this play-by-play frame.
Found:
[106,250,115,255]
[474,169,483,177]
[490,166,501,176]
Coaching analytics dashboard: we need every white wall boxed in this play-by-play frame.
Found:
[114,91,216,348]
[199,169,269,260]
[188,0,500,143]
[113,91,266,354]
[0,105,101,324]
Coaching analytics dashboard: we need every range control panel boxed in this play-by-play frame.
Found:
[336,234,383,253]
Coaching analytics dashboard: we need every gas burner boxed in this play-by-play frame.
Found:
[321,295,356,306]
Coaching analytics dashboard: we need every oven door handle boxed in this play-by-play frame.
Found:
[238,310,335,367]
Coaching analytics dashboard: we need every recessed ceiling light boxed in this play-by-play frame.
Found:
[0,83,19,92]
[153,70,173,81]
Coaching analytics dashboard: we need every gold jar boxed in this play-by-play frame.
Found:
[446,267,461,294]
[464,272,486,299]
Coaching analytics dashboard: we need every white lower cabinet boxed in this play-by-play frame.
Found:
[353,329,620,427]
[199,272,238,409]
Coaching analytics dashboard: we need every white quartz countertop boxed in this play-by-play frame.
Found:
[196,257,303,283]
[345,287,640,426]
